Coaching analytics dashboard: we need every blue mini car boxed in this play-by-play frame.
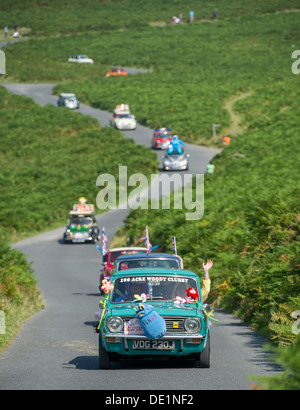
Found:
[97,268,211,369]
[113,253,184,273]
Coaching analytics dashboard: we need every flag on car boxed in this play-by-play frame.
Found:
[102,227,108,255]
[141,226,152,253]
[172,236,177,254]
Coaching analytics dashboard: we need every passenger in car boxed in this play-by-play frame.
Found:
[201,259,213,302]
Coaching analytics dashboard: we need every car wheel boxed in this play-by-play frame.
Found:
[99,335,111,369]
[197,332,210,368]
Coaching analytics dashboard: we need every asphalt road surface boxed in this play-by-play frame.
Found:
[0,81,281,390]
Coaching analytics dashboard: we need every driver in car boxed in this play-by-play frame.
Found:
[115,282,149,302]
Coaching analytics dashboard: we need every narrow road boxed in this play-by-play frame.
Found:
[0,82,280,390]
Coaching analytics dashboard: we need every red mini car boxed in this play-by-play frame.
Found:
[151,128,173,150]
[99,247,148,293]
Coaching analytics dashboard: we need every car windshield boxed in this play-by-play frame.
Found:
[156,133,171,139]
[167,153,184,158]
[117,258,180,271]
[111,275,199,303]
[116,114,130,118]
[108,250,147,264]
[69,217,93,226]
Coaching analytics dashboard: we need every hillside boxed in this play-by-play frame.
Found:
[0,0,299,388]
[120,79,300,343]
[2,2,300,145]
[0,87,158,242]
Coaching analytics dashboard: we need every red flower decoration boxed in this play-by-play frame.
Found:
[186,287,199,300]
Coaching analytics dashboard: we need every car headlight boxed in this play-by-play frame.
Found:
[184,317,201,333]
[106,316,124,333]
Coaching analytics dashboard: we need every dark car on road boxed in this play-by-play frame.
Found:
[114,253,184,273]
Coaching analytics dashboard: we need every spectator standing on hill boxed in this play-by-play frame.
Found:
[206,161,215,174]
[222,135,231,146]
[13,22,18,32]
[212,9,218,21]
[189,11,194,23]
[4,26,8,39]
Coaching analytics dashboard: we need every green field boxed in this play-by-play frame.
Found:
[0,0,299,388]
[0,87,157,241]
[3,5,300,145]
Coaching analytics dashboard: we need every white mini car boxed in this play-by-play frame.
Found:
[110,104,137,130]
[57,93,80,109]
[68,54,94,64]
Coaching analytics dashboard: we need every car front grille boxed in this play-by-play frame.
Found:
[164,317,185,332]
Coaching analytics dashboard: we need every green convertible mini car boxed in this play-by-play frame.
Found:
[97,268,212,369]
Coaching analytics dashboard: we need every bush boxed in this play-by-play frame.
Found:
[0,241,44,353]
[0,87,158,240]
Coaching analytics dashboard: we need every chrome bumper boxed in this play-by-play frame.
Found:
[103,333,205,339]
[103,333,205,352]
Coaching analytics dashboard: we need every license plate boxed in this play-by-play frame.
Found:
[73,234,85,243]
[132,340,175,350]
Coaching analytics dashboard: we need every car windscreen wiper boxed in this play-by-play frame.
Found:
[147,296,164,300]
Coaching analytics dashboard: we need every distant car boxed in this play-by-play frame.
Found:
[114,253,184,273]
[110,104,137,130]
[97,268,211,369]
[162,152,190,171]
[106,68,127,77]
[99,247,148,291]
[63,203,100,243]
[152,128,173,150]
[57,93,80,109]
[68,54,94,64]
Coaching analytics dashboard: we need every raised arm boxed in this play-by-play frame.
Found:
[202,259,213,280]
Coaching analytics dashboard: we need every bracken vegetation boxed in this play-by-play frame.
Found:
[0,0,299,387]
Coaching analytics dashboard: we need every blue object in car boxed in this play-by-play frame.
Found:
[136,304,166,340]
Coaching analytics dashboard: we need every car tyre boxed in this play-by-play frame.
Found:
[99,335,111,369]
[198,332,210,368]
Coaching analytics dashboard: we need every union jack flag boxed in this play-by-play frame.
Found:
[102,227,108,256]
[172,236,177,254]
[141,225,152,253]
